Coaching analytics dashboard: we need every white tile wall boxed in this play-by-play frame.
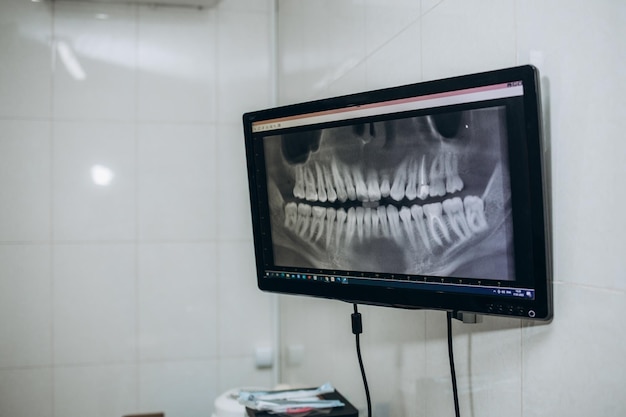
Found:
[53,121,136,241]
[277,1,626,417]
[137,8,217,123]
[54,364,137,417]
[52,2,137,121]
[53,243,137,365]
[522,283,626,417]
[0,0,274,416]
[0,1,52,119]
[139,360,218,416]
[421,0,517,80]
[0,245,52,368]
[217,9,272,123]
[137,123,217,241]
[217,241,273,358]
[138,242,218,361]
[0,120,51,242]
[0,368,53,417]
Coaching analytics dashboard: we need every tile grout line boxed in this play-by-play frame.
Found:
[134,3,142,411]
[49,2,58,416]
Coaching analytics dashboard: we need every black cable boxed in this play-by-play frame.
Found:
[352,304,372,417]
[447,311,461,417]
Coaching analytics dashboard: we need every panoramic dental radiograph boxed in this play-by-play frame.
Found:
[262,107,515,281]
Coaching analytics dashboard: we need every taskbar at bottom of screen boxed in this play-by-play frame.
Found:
[262,271,535,300]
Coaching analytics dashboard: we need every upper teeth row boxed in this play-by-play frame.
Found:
[292,152,464,203]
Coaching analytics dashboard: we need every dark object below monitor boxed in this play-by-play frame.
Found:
[245,389,358,417]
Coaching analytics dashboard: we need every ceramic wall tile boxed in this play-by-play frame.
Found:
[216,125,253,241]
[0,368,52,417]
[52,121,136,241]
[217,8,272,124]
[0,0,52,119]
[137,7,217,123]
[138,242,218,361]
[217,241,273,358]
[0,120,51,242]
[0,245,51,368]
[53,243,136,365]
[364,0,421,56]
[522,283,626,417]
[277,2,348,104]
[52,2,137,121]
[54,364,137,417]
[365,21,422,90]
[421,0,517,80]
[139,360,218,417]
[218,356,273,394]
[137,123,216,241]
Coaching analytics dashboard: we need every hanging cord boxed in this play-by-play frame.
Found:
[352,304,372,417]
[447,311,461,417]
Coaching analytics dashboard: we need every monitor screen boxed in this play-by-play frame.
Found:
[243,65,551,320]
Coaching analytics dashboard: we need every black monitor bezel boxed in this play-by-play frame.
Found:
[243,65,552,320]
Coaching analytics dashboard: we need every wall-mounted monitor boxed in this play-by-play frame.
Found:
[242,65,551,320]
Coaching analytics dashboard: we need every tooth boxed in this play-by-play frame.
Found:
[443,197,470,239]
[335,208,347,246]
[390,159,408,201]
[325,207,336,248]
[417,154,429,200]
[366,170,382,201]
[410,204,431,251]
[355,206,365,241]
[284,202,298,230]
[423,202,451,246]
[380,173,391,198]
[363,208,372,239]
[353,167,369,201]
[464,196,488,233]
[296,203,312,237]
[386,205,403,243]
[322,164,337,203]
[315,162,327,202]
[345,207,357,245]
[293,165,305,199]
[304,165,318,201]
[405,157,419,200]
[342,165,357,201]
[445,152,464,193]
[310,206,326,241]
[331,159,348,202]
[429,153,446,197]
[399,206,418,248]
[370,207,380,237]
[377,206,390,238]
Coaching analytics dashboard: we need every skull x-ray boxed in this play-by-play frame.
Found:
[262,107,516,281]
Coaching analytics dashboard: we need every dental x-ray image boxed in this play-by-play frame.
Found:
[262,106,516,281]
